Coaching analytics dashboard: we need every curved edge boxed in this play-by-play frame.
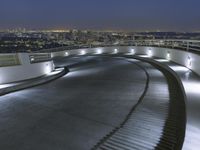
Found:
[0,67,68,96]
[132,55,187,150]
[92,59,150,149]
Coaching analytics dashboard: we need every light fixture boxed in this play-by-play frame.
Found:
[130,48,135,54]
[45,63,51,74]
[97,49,102,54]
[148,49,152,56]
[167,51,170,60]
[80,50,86,55]
[30,57,35,61]
[187,56,192,68]
[114,49,118,54]
[65,52,69,56]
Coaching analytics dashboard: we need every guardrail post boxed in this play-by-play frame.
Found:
[187,42,189,51]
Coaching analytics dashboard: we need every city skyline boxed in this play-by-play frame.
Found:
[1,0,200,32]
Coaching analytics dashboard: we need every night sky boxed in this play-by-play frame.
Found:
[1,0,200,31]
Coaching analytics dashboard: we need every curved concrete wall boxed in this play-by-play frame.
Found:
[51,46,200,76]
[0,53,54,84]
[1,47,193,84]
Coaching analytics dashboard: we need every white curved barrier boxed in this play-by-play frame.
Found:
[0,53,54,84]
[51,46,200,76]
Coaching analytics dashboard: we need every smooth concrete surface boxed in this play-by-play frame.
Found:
[96,60,171,149]
[0,56,147,150]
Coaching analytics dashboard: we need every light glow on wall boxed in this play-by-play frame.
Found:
[187,56,192,68]
[182,124,200,150]
[0,83,16,89]
[80,50,86,55]
[138,55,149,58]
[147,49,152,57]
[167,51,170,60]
[45,63,52,74]
[113,49,118,54]
[169,65,189,72]
[96,49,102,54]
[130,48,135,54]
[30,58,35,62]
[65,52,69,56]
[155,59,169,62]
[183,81,200,94]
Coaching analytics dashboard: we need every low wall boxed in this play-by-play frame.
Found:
[51,46,200,76]
[1,46,197,84]
[0,53,54,84]
[0,68,66,96]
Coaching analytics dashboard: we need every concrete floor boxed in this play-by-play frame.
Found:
[0,56,147,150]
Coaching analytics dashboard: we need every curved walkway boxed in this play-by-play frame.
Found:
[0,56,146,150]
[94,56,185,150]
[0,55,187,150]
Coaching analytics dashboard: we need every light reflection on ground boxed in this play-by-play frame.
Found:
[153,58,200,150]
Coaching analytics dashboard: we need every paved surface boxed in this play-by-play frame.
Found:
[153,58,200,150]
[95,60,171,149]
[94,57,186,150]
[0,55,190,150]
[0,56,148,150]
